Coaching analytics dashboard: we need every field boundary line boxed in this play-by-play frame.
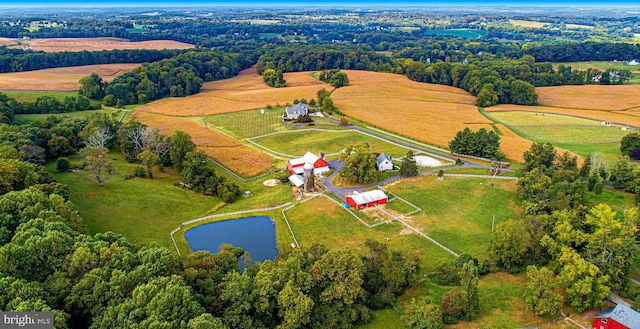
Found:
[378,187,422,216]
[247,128,430,159]
[170,200,297,257]
[421,173,518,180]
[206,158,271,183]
[365,126,451,153]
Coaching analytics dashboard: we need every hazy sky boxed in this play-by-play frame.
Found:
[2,0,640,7]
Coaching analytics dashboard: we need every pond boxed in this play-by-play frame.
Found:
[184,216,279,264]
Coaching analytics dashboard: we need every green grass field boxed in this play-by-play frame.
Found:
[2,91,80,103]
[285,197,455,273]
[202,108,345,139]
[14,108,124,123]
[423,29,487,38]
[385,176,520,258]
[485,110,626,164]
[490,111,602,125]
[251,130,411,158]
[48,149,295,250]
[515,125,629,143]
[551,61,640,72]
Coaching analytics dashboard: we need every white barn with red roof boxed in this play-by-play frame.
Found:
[287,151,329,176]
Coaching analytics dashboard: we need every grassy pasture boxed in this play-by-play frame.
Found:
[49,149,294,250]
[515,124,629,143]
[2,91,78,102]
[489,111,603,125]
[132,111,274,177]
[384,176,520,258]
[332,70,484,150]
[14,108,123,123]
[136,67,331,116]
[0,37,193,52]
[422,29,486,38]
[250,130,411,158]
[284,197,455,272]
[48,150,222,248]
[551,61,637,72]
[0,63,139,91]
[488,104,640,128]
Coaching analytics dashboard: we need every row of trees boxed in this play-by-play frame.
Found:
[80,49,253,107]
[0,47,182,73]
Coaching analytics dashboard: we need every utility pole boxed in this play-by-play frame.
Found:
[492,215,495,233]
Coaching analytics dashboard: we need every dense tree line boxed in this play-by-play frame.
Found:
[0,47,183,73]
[85,49,255,106]
[524,42,640,62]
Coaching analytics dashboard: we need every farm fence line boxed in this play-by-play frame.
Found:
[422,173,518,180]
[365,126,451,154]
[207,158,272,183]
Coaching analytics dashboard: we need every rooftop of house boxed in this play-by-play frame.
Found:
[595,304,640,328]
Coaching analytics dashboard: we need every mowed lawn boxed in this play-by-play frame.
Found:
[385,176,520,258]
[284,197,456,272]
[489,111,603,125]
[251,129,411,158]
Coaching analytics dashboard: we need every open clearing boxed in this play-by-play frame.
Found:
[250,130,411,158]
[0,37,193,52]
[489,111,630,143]
[132,111,274,177]
[508,19,548,28]
[551,61,638,72]
[385,176,520,257]
[0,63,139,91]
[136,67,331,116]
[488,104,640,127]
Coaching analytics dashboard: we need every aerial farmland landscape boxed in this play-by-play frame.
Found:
[2,1,640,328]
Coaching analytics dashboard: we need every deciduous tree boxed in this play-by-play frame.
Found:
[524,266,562,317]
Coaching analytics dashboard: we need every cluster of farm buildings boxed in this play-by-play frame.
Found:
[286,151,390,209]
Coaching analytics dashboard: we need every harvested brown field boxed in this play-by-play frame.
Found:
[331,70,486,149]
[137,67,331,116]
[536,85,640,111]
[0,37,193,52]
[132,111,273,177]
[0,37,16,46]
[0,63,139,91]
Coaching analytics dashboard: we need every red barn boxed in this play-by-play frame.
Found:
[345,190,388,210]
[593,304,640,329]
[288,152,329,176]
